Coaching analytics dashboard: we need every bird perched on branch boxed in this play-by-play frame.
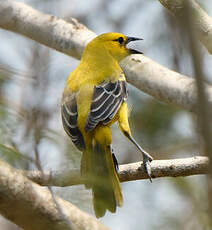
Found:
[61,32,153,218]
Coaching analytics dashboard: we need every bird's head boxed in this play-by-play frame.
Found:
[85,32,143,62]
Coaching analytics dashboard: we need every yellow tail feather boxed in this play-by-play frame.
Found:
[81,141,123,218]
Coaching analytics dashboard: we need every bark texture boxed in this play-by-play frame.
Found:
[24,157,209,186]
[0,160,109,230]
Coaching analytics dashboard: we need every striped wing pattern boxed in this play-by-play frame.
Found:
[61,93,85,151]
[85,80,128,132]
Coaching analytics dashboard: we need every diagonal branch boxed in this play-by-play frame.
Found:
[120,55,212,112]
[158,0,212,54]
[0,159,109,230]
[24,156,209,187]
[1,1,212,113]
[0,0,95,59]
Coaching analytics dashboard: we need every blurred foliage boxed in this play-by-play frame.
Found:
[130,98,180,148]
[0,144,29,169]
[161,177,210,230]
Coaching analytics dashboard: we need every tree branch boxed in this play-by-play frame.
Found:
[0,0,96,59]
[158,0,212,54]
[1,1,212,113]
[24,156,209,187]
[120,55,212,112]
[0,160,109,230]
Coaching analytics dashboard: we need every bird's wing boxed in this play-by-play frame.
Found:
[85,80,128,132]
[61,91,85,151]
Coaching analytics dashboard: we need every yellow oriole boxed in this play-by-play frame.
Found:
[61,33,153,218]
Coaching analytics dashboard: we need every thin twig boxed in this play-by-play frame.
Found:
[24,156,209,187]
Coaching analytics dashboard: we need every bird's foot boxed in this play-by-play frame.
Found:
[142,151,153,182]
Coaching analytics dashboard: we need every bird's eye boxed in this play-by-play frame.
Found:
[114,37,124,45]
[117,37,124,44]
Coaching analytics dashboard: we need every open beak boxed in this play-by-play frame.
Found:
[126,36,143,54]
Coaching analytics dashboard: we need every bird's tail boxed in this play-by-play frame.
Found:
[81,141,123,218]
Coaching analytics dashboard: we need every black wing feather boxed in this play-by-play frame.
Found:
[61,93,85,151]
[85,80,128,132]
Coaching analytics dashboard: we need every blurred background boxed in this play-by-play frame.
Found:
[0,0,212,229]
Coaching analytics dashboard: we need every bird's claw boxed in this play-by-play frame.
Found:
[143,154,153,182]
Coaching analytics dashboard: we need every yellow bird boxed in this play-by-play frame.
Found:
[61,32,153,218]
